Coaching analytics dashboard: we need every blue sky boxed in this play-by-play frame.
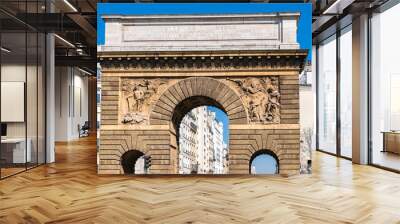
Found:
[251,154,278,174]
[97,3,312,60]
[208,106,229,144]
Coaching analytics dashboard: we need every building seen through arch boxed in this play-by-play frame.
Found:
[121,150,146,174]
[178,106,228,174]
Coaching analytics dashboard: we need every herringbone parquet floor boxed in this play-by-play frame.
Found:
[1,135,400,224]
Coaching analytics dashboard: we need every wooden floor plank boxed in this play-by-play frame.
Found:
[0,135,400,223]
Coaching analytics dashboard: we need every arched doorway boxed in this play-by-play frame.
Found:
[177,104,229,174]
[249,150,279,174]
[149,77,247,174]
[121,150,145,174]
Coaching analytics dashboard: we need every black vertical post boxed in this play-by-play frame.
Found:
[73,68,75,118]
[315,44,320,151]
[36,0,39,167]
[25,0,28,171]
[44,30,47,164]
[0,16,2,179]
[336,27,341,157]
[44,0,49,164]
[367,11,373,165]
[69,69,71,118]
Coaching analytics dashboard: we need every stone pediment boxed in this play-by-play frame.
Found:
[99,13,300,52]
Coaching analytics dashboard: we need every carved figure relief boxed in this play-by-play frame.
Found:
[228,77,280,123]
[120,79,167,124]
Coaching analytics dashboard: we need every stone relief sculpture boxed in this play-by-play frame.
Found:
[227,77,280,123]
[120,79,167,124]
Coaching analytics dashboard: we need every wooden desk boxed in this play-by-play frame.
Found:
[382,132,400,154]
[1,138,31,164]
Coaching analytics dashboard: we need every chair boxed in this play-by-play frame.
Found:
[79,121,90,138]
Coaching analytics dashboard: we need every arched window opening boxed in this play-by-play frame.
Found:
[249,150,279,174]
[121,150,149,175]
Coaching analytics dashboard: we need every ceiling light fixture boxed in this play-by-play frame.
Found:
[78,67,93,76]
[63,0,78,12]
[322,0,355,15]
[54,34,75,48]
[322,0,342,15]
[1,47,11,53]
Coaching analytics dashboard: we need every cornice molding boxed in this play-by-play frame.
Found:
[99,50,307,72]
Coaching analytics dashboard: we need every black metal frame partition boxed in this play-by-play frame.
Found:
[315,21,353,161]
[0,0,47,180]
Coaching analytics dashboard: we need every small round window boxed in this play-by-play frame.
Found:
[250,151,278,174]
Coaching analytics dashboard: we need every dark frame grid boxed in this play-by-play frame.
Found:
[0,0,47,180]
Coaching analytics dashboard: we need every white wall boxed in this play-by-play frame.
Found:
[55,66,68,141]
[71,72,89,139]
[300,85,314,172]
[1,62,46,164]
[55,66,89,141]
[300,85,314,130]
[1,64,26,81]
[311,45,317,151]
[1,64,27,140]
[1,64,38,136]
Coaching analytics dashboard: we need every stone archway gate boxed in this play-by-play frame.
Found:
[98,13,307,175]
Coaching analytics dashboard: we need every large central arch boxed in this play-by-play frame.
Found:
[150,77,248,126]
[149,77,249,174]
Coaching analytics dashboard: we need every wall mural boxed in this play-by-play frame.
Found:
[227,77,280,124]
[98,11,308,176]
